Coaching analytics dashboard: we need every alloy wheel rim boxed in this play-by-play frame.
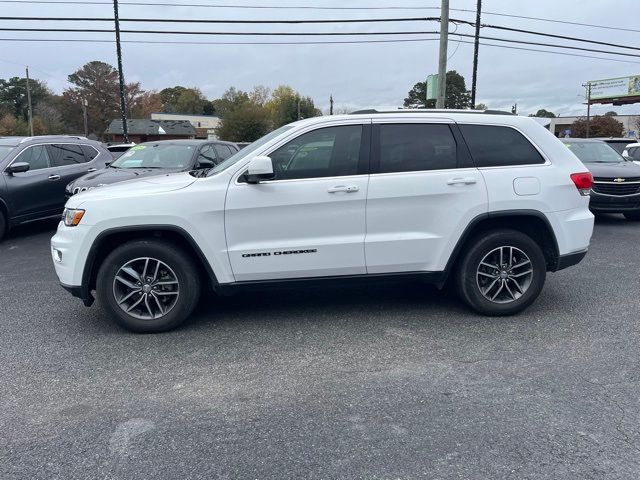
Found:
[476,246,533,304]
[112,257,180,320]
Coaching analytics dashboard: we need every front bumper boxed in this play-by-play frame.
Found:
[51,222,95,306]
[61,282,94,306]
[590,192,640,213]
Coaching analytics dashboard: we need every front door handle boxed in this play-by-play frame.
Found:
[48,175,61,181]
[447,177,477,185]
[87,168,97,173]
[328,185,359,193]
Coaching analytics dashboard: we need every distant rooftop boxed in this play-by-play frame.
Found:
[105,119,196,136]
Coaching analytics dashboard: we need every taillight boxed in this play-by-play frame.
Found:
[571,172,593,196]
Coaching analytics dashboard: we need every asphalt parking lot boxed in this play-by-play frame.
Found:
[1,216,639,479]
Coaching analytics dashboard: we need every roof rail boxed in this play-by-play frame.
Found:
[19,135,88,144]
[349,108,514,116]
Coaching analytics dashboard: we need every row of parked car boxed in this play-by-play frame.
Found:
[0,136,241,239]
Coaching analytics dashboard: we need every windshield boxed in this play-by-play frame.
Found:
[111,143,194,169]
[0,145,16,161]
[207,125,294,176]
[564,141,626,163]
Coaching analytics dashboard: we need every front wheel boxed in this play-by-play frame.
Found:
[454,229,547,316]
[96,239,201,333]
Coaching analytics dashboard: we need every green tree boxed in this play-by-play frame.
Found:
[529,109,556,118]
[604,111,618,116]
[403,71,471,109]
[266,85,321,128]
[211,87,251,118]
[474,103,488,110]
[0,76,52,121]
[215,102,271,142]
[570,115,624,138]
[159,86,208,114]
[159,86,187,112]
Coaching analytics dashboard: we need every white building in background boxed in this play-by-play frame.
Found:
[150,112,221,140]
[547,114,640,138]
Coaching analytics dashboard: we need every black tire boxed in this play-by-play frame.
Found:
[623,211,640,221]
[454,229,547,316]
[0,209,5,241]
[96,239,201,333]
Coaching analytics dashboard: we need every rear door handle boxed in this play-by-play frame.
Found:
[87,168,97,173]
[447,177,477,185]
[48,175,61,181]
[328,185,359,193]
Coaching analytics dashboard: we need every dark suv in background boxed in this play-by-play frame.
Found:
[0,135,111,240]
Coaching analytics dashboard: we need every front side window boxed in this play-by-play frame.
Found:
[197,145,218,167]
[377,123,457,173]
[268,125,363,180]
[459,124,545,167]
[111,144,195,169]
[214,144,233,161]
[49,144,87,166]
[15,145,51,171]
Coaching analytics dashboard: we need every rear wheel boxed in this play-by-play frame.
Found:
[455,229,547,316]
[96,239,201,333]
[623,211,640,221]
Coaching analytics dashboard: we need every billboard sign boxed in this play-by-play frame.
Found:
[588,75,640,100]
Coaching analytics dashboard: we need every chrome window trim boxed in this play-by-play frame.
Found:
[4,143,57,174]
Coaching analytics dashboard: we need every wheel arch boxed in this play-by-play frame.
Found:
[82,225,218,304]
[444,210,560,284]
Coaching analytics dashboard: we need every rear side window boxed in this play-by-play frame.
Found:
[629,147,640,160]
[49,144,88,166]
[459,125,545,167]
[80,144,98,160]
[377,124,457,173]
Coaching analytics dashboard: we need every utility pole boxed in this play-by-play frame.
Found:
[297,96,301,120]
[25,66,34,136]
[329,94,334,115]
[82,98,88,137]
[583,82,592,138]
[470,0,482,108]
[113,0,129,143]
[436,0,449,109]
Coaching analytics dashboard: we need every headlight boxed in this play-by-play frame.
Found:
[62,208,85,227]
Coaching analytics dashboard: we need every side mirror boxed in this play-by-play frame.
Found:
[246,156,275,183]
[6,162,30,175]
[197,159,216,169]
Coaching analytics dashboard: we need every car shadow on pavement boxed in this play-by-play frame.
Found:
[2,218,59,242]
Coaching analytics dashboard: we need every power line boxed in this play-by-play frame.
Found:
[0,15,438,24]
[0,0,439,9]
[0,36,639,65]
[2,26,640,60]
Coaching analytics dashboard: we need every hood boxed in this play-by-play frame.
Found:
[585,160,640,179]
[66,171,198,207]
[67,166,183,192]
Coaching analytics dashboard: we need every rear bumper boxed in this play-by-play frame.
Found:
[554,249,588,271]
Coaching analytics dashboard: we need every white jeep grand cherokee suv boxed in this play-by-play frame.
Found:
[51,110,594,332]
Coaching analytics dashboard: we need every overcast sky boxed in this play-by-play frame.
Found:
[1,0,639,117]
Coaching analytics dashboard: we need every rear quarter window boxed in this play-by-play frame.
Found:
[459,124,545,167]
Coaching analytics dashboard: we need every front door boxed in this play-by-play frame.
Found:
[365,120,488,273]
[225,122,370,282]
[4,144,62,220]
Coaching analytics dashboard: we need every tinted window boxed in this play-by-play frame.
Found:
[605,141,628,154]
[563,141,623,163]
[269,125,362,180]
[378,124,457,173]
[15,145,51,171]
[197,145,218,166]
[629,147,640,160]
[50,144,87,166]
[214,144,233,161]
[460,125,545,167]
[80,144,98,160]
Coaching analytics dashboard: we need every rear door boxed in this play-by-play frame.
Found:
[4,144,62,219]
[365,119,488,273]
[48,143,96,209]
